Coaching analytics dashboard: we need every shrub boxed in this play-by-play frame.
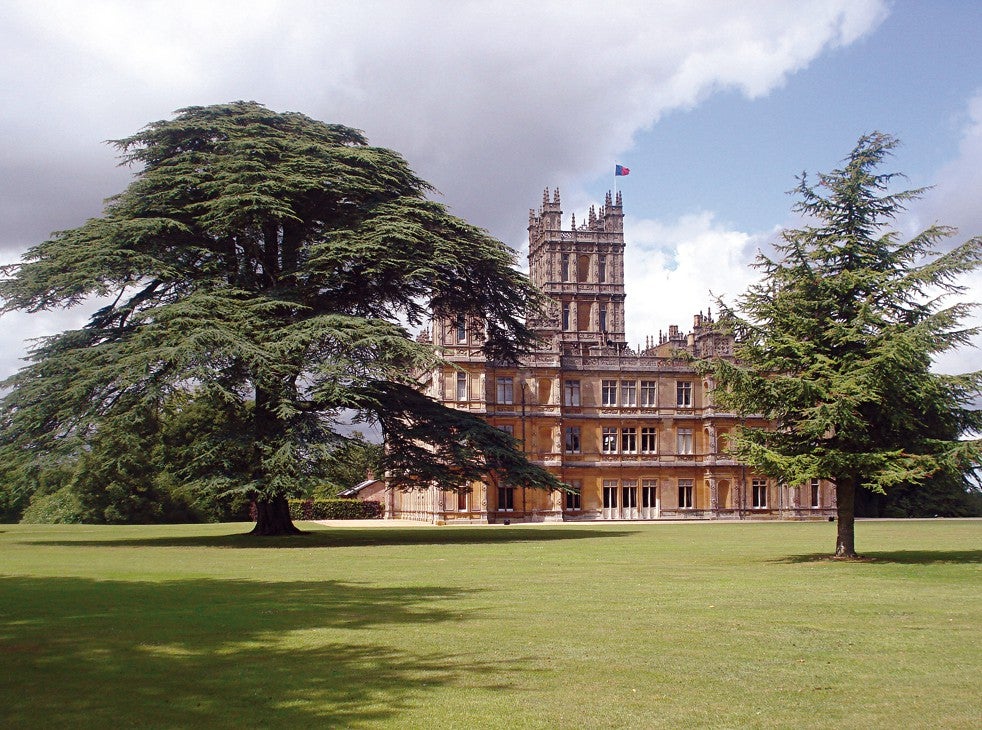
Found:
[286,498,383,520]
[20,486,86,524]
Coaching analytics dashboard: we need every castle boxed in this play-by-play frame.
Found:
[388,189,835,522]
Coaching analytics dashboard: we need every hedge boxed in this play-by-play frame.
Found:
[286,498,383,520]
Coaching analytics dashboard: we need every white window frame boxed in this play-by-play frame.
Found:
[496,377,514,405]
[565,479,582,511]
[621,381,637,407]
[640,427,657,454]
[456,372,467,401]
[601,426,618,453]
[676,380,692,407]
[752,479,768,509]
[640,381,657,407]
[678,479,694,509]
[564,379,581,406]
[564,426,581,453]
[621,427,637,453]
[602,380,618,406]
[810,478,820,508]
[677,428,693,455]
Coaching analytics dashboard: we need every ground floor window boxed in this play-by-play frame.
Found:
[678,479,694,509]
[642,480,658,507]
[810,478,820,508]
[622,480,637,508]
[752,479,768,509]
[565,479,582,510]
[457,488,469,511]
[603,480,618,508]
[497,486,515,511]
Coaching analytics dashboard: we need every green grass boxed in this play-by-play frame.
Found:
[0,520,979,728]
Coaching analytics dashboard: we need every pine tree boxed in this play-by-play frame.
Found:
[0,102,561,534]
[710,132,982,557]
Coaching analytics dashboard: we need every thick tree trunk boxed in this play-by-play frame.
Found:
[834,476,858,558]
[250,495,305,536]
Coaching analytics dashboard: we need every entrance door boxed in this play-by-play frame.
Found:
[641,480,659,519]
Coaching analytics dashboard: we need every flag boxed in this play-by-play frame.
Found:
[615,164,630,176]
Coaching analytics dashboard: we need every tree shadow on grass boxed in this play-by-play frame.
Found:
[0,576,519,728]
[28,525,637,549]
[774,550,982,565]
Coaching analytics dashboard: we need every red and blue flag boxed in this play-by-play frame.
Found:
[615,164,630,176]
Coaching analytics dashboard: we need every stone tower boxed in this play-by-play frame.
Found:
[527,188,627,354]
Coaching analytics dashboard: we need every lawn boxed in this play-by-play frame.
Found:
[0,519,979,728]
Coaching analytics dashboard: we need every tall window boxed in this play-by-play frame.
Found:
[678,479,694,509]
[496,377,514,405]
[622,480,637,509]
[562,303,572,331]
[641,427,657,454]
[599,304,608,333]
[621,427,637,453]
[564,426,581,453]
[602,427,618,453]
[676,428,693,455]
[621,381,637,407]
[565,480,582,510]
[455,315,466,343]
[457,488,469,511]
[563,379,581,406]
[603,480,618,508]
[642,480,658,508]
[598,254,607,282]
[752,479,768,509]
[497,486,515,511]
[561,254,570,282]
[456,372,467,401]
[676,380,692,407]
[640,381,657,407]
[602,380,618,406]
[810,478,820,508]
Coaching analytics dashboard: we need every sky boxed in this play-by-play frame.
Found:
[1,0,980,380]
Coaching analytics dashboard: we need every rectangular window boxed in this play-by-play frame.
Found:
[621,381,637,407]
[561,254,570,282]
[640,381,657,407]
[602,426,618,453]
[642,480,658,507]
[564,426,581,453]
[565,480,582,511]
[810,478,820,508]
[603,481,618,508]
[602,380,618,406]
[563,379,581,406]
[752,479,768,509]
[498,424,514,436]
[599,304,608,333]
[641,427,657,453]
[677,428,693,455]
[455,315,466,343]
[457,488,468,511]
[598,254,607,283]
[562,303,571,331]
[622,480,637,508]
[676,380,692,407]
[497,486,515,511]
[678,479,694,509]
[496,377,514,405]
[456,372,467,401]
[621,427,637,453]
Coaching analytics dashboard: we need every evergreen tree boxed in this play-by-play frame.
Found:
[0,102,561,534]
[710,132,981,557]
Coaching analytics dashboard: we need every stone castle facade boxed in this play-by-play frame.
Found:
[388,189,835,522]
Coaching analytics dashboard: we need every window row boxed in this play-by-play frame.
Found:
[564,426,693,455]
[468,377,696,408]
[560,253,609,283]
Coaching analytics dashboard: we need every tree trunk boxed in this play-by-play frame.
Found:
[250,494,305,536]
[834,476,858,558]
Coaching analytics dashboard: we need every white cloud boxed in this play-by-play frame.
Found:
[622,212,769,349]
